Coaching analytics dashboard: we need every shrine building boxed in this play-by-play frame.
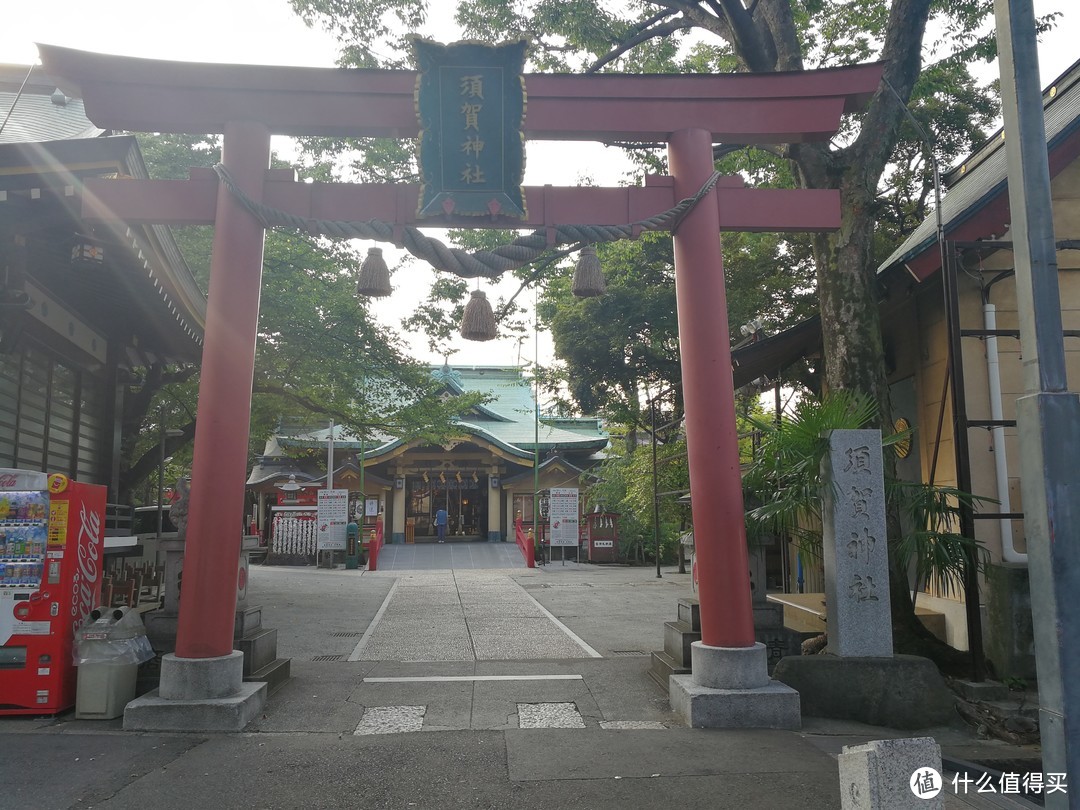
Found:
[246,364,607,549]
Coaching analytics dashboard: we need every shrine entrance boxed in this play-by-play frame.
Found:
[406,473,488,541]
[38,42,882,727]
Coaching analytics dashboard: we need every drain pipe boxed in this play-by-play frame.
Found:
[983,301,1026,564]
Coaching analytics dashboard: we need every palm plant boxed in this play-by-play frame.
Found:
[742,390,990,608]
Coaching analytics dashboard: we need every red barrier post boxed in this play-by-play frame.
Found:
[368,522,381,572]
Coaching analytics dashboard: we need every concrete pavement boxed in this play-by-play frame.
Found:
[0,550,1045,809]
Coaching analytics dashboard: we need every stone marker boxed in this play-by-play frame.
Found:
[839,737,944,809]
[822,429,893,657]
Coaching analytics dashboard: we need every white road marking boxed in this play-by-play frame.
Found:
[363,674,583,683]
[348,579,400,661]
[519,588,603,658]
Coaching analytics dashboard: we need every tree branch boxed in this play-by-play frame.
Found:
[715,0,774,70]
[586,18,698,73]
[848,0,934,198]
[648,0,734,44]
[119,420,196,499]
[756,0,803,71]
[251,382,357,429]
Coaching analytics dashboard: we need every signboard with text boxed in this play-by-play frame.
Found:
[413,38,527,219]
[548,487,580,547]
[316,488,349,551]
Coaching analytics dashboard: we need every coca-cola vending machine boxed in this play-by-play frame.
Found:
[0,468,105,715]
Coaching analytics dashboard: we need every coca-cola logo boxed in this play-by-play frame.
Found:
[70,502,102,634]
[0,473,17,488]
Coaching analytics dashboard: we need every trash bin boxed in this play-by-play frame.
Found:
[73,606,155,719]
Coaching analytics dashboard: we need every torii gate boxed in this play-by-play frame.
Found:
[39,44,881,728]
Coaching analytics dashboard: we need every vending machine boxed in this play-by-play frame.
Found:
[0,469,106,715]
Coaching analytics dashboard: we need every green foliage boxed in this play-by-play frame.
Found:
[873,61,999,261]
[587,395,763,566]
[585,429,688,565]
[889,479,992,597]
[117,133,476,501]
[743,390,991,601]
[278,1,1059,390]
[290,0,427,69]
[743,390,878,553]
[539,235,679,423]
[1002,675,1028,693]
[534,222,816,431]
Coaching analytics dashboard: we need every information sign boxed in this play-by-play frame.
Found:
[548,487,580,547]
[413,38,527,219]
[317,488,349,551]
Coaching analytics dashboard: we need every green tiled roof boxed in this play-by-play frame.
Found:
[439,365,607,454]
[266,366,607,461]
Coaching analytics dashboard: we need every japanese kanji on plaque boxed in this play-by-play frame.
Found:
[412,38,528,219]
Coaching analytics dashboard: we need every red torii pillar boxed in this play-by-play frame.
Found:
[180,121,271,660]
[39,45,881,728]
[669,128,755,648]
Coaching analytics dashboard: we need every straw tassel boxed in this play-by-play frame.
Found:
[356,247,392,297]
[572,245,606,297]
[460,289,498,341]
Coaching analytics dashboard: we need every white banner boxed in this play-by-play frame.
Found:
[317,488,349,551]
[548,487,579,547]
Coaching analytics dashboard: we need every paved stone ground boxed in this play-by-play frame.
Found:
[352,570,599,662]
[374,541,526,570]
[0,555,1045,809]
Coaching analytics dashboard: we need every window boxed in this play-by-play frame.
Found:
[513,493,535,523]
[0,341,105,481]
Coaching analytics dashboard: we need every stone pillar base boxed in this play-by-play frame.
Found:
[670,641,800,729]
[124,651,266,732]
[772,654,954,729]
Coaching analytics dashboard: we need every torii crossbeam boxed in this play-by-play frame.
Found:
[39,44,882,727]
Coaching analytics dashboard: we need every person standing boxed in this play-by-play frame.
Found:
[435,507,448,543]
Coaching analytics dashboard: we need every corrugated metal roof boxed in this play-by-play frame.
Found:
[877,57,1080,276]
[0,64,104,144]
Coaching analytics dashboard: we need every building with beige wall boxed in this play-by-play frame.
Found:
[876,57,1080,676]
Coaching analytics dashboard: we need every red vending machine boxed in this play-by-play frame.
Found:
[0,469,106,715]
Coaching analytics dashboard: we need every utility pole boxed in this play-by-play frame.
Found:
[995,0,1080,800]
[651,397,662,579]
[533,295,542,565]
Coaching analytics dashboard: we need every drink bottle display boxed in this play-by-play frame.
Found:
[0,468,106,715]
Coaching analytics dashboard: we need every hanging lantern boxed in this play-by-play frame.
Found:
[460,288,498,341]
[71,234,105,269]
[356,247,392,297]
[571,245,606,297]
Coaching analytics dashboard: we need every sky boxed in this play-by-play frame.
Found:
[1,0,1076,371]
